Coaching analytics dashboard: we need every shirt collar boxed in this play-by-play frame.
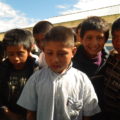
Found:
[48,62,72,77]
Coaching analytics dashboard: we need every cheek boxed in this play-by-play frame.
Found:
[21,54,29,62]
[22,57,28,61]
[113,42,118,49]
[100,40,105,45]
[62,56,71,64]
[94,40,105,48]
[98,42,104,48]
[45,56,53,65]
[82,41,90,47]
[8,57,14,62]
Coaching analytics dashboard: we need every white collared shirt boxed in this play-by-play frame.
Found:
[17,65,100,120]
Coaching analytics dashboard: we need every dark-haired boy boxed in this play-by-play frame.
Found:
[95,17,120,120]
[33,21,53,68]
[73,16,109,78]
[0,28,39,120]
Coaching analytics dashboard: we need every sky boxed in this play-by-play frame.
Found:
[0,0,120,32]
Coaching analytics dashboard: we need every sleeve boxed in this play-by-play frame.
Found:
[17,72,38,111]
[0,62,10,106]
[82,73,101,117]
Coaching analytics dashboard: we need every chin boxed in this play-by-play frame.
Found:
[52,69,63,73]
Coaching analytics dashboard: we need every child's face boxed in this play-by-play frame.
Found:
[81,30,105,57]
[6,45,30,69]
[34,33,45,50]
[112,30,120,54]
[44,41,76,73]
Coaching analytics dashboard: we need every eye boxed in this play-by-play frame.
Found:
[97,36,104,41]
[7,52,14,57]
[58,52,67,56]
[45,51,53,56]
[17,52,25,57]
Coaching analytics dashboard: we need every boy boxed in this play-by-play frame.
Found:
[95,17,120,120]
[33,21,53,68]
[73,16,109,78]
[0,29,39,120]
[0,41,5,63]
[17,26,100,120]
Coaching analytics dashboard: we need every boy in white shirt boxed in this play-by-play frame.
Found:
[17,26,100,120]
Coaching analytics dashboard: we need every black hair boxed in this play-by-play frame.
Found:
[33,21,53,35]
[80,16,109,42]
[44,26,75,47]
[111,17,120,35]
[3,28,33,51]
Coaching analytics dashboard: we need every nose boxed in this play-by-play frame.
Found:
[12,55,19,62]
[52,54,59,63]
[91,38,98,47]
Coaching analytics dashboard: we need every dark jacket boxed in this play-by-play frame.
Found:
[72,45,109,78]
[91,53,120,120]
[0,56,39,116]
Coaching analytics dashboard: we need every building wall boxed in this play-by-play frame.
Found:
[0,33,4,41]
[53,14,120,28]
[0,13,120,50]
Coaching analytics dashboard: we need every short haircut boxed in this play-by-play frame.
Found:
[33,21,53,35]
[111,17,120,35]
[3,28,33,51]
[80,16,109,42]
[43,26,75,47]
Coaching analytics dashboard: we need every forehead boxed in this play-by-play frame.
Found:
[6,45,27,52]
[112,30,120,35]
[44,41,72,50]
[84,30,104,36]
[34,33,45,40]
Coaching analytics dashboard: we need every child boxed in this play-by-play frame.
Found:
[0,41,5,63]
[72,16,109,78]
[17,26,100,120]
[33,21,53,68]
[94,17,120,120]
[0,28,39,120]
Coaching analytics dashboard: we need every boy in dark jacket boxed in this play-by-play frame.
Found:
[0,29,39,120]
[93,17,120,120]
[73,16,109,79]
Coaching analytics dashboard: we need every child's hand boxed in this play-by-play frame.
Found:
[1,106,9,112]
[27,110,36,120]
[2,106,25,120]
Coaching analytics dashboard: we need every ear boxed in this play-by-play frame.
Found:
[28,50,31,56]
[72,47,77,57]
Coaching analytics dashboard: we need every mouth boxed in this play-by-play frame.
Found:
[52,63,63,70]
[52,64,60,69]
[88,47,101,53]
[89,46,99,50]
